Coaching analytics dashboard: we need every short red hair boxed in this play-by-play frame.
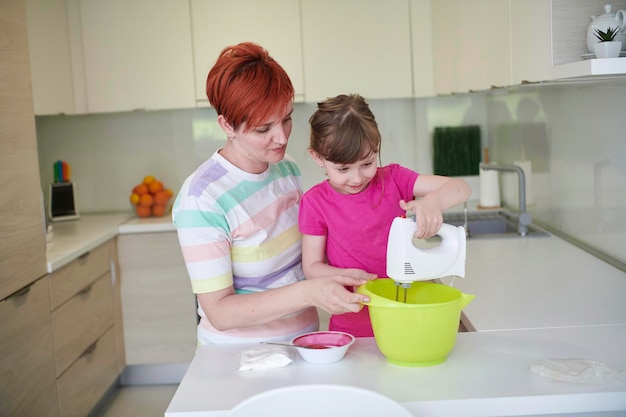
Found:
[206,42,294,132]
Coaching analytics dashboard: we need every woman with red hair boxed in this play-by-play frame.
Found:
[173,42,374,344]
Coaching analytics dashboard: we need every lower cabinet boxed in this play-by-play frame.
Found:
[0,276,59,417]
[48,238,124,417]
[117,232,197,366]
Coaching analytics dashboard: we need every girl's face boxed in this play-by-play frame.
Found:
[223,104,294,173]
[318,152,379,195]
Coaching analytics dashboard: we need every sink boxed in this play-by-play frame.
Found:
[443,211,550,239]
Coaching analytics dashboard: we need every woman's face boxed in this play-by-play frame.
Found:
[231,104,294,172]
[320,152,378,195]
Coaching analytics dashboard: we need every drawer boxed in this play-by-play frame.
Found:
[0,277,59,417]
[52,274,114,377]
[49,241,112,310]
[57,327,118,417]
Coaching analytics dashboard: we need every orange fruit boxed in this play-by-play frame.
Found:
[139,193,154,207]
[133,183,149,195]
[135,205,151,217]
[154,190,171,206]
[163,188,173,198]
[143,175,156,185]
[129,193,140,205]
[152,204,167,217]
[148,180,163,194]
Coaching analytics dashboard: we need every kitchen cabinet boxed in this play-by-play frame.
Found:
[48,239,123,417]
[410,0,436,98]
[25,0,82,115]
[190,0,304,103]
[26,0,195,114]
[0,3,58,416]
[300,0,413,102]
[0,277,59,417]
[1,0,48,301]
[117,231,197,366]
[79,0,195,113]
[510,0,552,84]
[432,0,512,94]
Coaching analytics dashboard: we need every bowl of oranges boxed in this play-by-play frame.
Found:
[129,175,174,218]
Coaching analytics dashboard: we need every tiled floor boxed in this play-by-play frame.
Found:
[95,385,178,417]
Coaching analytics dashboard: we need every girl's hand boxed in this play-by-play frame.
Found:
[400,199,443,239]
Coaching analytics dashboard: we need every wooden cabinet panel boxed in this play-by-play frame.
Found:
[0,0,47,301]
[49,240,112,310]
[301,0,413,102]
[118,232,197,365]
[51,274,114,377]
[57,327,118,417]
[0,277,59,417]
[190,0,304,102]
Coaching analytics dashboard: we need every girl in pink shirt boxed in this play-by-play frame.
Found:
[299,94,471,337]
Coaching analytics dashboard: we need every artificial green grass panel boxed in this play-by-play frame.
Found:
[433,125,481,177]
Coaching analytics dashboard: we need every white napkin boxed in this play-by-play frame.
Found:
[238,345,294,371]
[531,358,626,385]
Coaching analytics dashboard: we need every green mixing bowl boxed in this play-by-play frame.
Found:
[358,279,474,367]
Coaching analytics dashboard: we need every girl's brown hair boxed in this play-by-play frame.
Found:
[206,42,294,132]
[309,94,381,164]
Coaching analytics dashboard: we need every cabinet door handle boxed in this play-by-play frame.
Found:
[13,285,31,297]
[81,341,98,357]
[78,284,93,296]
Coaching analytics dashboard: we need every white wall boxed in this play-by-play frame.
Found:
[35,80,626,265]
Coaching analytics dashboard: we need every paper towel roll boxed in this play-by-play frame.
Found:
[478,168,500,208]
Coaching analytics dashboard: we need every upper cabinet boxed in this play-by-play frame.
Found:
[300,0,413,102]
[190,0,304,103]
[26,0,195,115]
[432,0,513,94]
[410,0,436,98]
[26,0,79,115]
[79,0,195,113]
[25,0,626,114]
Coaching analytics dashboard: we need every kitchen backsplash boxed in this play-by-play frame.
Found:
[35,80,626,265]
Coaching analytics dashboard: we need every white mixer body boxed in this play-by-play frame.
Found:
[386,217,466,284]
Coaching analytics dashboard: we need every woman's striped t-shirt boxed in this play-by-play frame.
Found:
[172,151,318,344]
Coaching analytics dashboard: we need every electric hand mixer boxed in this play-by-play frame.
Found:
[387,216,467,302]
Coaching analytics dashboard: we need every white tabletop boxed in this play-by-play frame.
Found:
[165,325,626,417]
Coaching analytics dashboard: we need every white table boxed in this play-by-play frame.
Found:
[165,325,626,417]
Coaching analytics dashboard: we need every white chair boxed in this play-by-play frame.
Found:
[228,384,414,417]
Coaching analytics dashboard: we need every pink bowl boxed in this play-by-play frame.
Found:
[291,331,355,364]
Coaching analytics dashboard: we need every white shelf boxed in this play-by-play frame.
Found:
[551,57,626,80]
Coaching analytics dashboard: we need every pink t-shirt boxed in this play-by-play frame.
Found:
[299,164,419,336]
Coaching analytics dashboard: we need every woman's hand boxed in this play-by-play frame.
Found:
[305,270,376,315]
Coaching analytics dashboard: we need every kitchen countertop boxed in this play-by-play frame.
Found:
[46,213,174,272]
[446,236,626,331]
[165,326,626,417]
[46,213,132,272]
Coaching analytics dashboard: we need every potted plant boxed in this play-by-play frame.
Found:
[593,26,622,58]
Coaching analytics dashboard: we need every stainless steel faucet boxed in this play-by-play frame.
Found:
[479,163,533,236]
